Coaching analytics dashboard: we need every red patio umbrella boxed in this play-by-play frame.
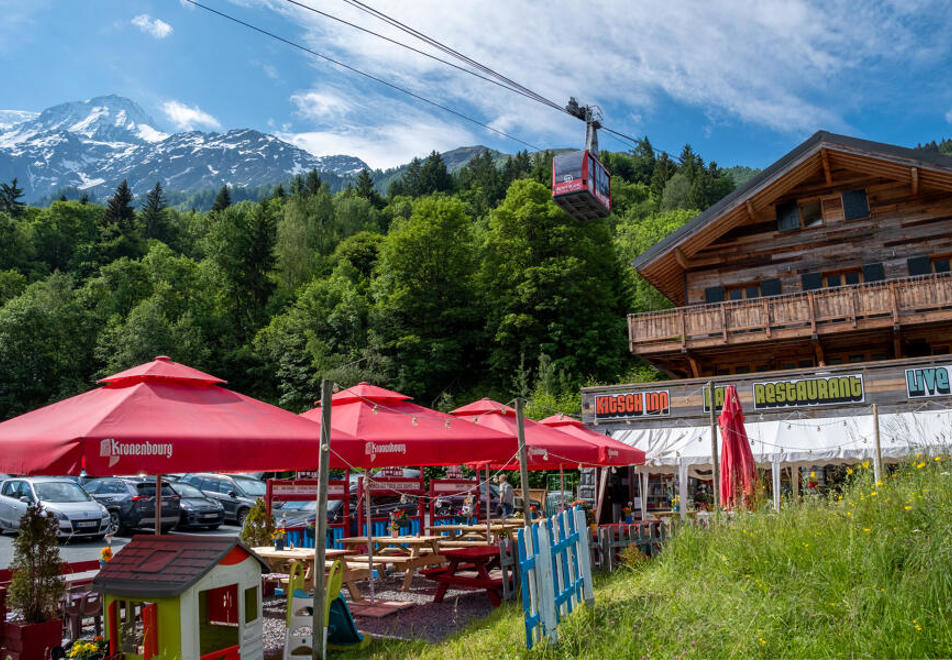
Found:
[538,414,646,466]
[718,384,758,510]
[450,399,601,470]
[0,356,338,477]
[299,383,516,469]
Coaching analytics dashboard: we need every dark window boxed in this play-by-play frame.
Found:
[862,263,885,282]
[800,200,823,227]
[848,354,865,363]
[734,365,751,374]
[728,287,743,300]
[798,359,814,368]
[827,273,841,287]
[776,201,799,232]
[844,271,861,285]
[553,152,583,182]
[760,278,781,296]
[842,190,869,220]
[782,362,796,370]
[746,285,760,298]
[908,256,931,276]
[828,357,844,365]
[1,481,16,497]
[755,365,770,372]
[715,367,730,376]
[934,258,951,273]
[801,273,822,291]
[704,286,724,303]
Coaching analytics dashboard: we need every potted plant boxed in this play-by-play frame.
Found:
[240,497,275,549]
[271,528,286,550]
[67,635,106,659]
[4,504,66,659]
[98,546,113,569]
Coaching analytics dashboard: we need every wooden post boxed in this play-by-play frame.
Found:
[709,381,720,511]
[515,398,532,525]
[154,474,162,535]
[485,466,491,541]
[595,469,609,524]
[791,466,800,498]
[873,403,882,483]
[640,470,648,521]
[311,378,332,660]
[772,460,781,512]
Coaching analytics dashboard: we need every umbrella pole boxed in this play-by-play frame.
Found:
[515,398,532,524]
[485,466,491,541]
[365,475,375,604]
[560,466,565,511]
[154,474,162,535]
[311,378,332,660]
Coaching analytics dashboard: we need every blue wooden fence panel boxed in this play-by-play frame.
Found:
[517,524,544,649]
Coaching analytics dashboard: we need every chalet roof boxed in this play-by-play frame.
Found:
[92,535,268,599]
[633,131,952,304]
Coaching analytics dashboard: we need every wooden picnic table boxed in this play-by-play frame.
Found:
[64,569,99,590]
[252,546,376,601]
[339,535,446,591]
[433,523,521,543]
[422,545,503,607]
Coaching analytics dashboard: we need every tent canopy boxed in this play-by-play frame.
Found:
[610,408,952,476]
[0,356,336,476]
[300,383,516,469]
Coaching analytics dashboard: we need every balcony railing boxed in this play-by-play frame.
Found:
[628,272,952,354]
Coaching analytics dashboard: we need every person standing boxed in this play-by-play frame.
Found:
[498,474,515,518]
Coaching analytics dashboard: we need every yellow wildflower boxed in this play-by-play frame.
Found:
[904,505,912,510]
[809,471,816,478]
[916,462,926,469]
[846,467,854,475]
[876,480,883,487]
[862,460,870,469]
[759,637,767,646]
[935,456,942,462]
[871,491,878,496]
[863,528,871,532]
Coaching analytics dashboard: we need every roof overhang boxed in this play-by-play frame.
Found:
[633,131,952,305]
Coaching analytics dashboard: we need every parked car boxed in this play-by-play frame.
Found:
[168,481,224,530]
[0,477,111,540]
[82,477,182,535]
[278,495,418,534]
[434,482,542,518]
[179,473,268,526]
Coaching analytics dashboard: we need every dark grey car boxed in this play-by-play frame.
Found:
[0,477,111,540]
[169,481,224,530]
[83,477,182,535]
[179,473,267,526]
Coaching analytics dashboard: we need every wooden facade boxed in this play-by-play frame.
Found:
[630,132,952,379]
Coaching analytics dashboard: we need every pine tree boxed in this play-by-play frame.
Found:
[57,194,67,202]
[272,183,286,199]
[140,181,167,239]
[80,193,90,205]
[104,180,135,228]
[304,169,322,196]
[354,169,383,208]
[0,178,26,217]
[212,185,232,212]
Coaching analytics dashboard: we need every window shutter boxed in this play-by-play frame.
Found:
[801,273,822,291]
[760,278,781,296]
[704,286,724,303]
[776,201,799,231]
[862,262,886,282]
[842,190,869,220]
[907,256,931,276]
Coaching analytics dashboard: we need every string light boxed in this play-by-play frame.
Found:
[411,416,418,426]
[444,419,451,429]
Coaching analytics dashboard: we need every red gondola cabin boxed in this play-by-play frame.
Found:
[552,149,611,220]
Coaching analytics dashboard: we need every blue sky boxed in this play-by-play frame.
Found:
[2,0,952,170]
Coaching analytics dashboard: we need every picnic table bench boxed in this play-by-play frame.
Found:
[339,535,446,591]
[422,545,503,607]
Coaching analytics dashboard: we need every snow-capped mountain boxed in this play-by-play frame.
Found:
[0,95,369,201]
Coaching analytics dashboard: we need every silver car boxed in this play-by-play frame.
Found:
[0,477,111,540]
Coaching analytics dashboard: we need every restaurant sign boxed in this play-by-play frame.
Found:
[905,365,952,398]
[752,374,864,410]
[594,389,670,419]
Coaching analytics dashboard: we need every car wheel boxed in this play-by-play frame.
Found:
[108,511,121,534]
[235,508,249,528]
[206,524,220,531]
[161,524,175,534]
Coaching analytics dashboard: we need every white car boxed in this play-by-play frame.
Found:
[0,477,111,540]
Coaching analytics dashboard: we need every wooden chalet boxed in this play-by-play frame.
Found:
[579,132,952,519]
[628,130,952,378]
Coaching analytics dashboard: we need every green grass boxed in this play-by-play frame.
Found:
[340,457,952,658]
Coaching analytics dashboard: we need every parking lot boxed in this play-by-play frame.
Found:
[0,522,241,568]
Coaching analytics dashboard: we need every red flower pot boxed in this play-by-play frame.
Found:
[3,619,63,659]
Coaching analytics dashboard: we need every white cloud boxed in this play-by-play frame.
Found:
[132,14,172,39]
[161,100,221,131]
[290,91,355,120]
[946,108,952,124]
[273,0,952,143]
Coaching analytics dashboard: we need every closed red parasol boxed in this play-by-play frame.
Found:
[450,399,601,469]
[538,414,645,466]
[0,356,339,476]
[299,383,515,468]
[718,385,758,509]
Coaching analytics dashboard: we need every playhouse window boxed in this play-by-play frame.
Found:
[114,600,154,655]
[245,586,258,623]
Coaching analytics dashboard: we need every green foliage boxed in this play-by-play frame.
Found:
[0,177,26,217]
[480,180,631,390]
[240,498,275,548]
[371,195,482,399]
[7,504,66,623]
[211,185,232,212]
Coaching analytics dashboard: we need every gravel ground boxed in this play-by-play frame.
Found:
[261,572,498,656]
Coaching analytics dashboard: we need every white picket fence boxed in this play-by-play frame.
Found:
[516,506,594,649]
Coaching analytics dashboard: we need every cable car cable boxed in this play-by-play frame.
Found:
[283,0,563,109]
[182,0,543,151]
[333,0,568,114]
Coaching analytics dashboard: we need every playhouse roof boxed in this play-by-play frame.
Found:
[93,535,268,598]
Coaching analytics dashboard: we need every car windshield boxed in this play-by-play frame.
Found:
[172,483,205,498]
[281,500,314,512]
[234,478,266,496]
[34,481,91,503]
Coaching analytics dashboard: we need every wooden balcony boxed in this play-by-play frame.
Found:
[629,272,952,355]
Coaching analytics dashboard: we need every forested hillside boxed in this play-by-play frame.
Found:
[0,139,736,420]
